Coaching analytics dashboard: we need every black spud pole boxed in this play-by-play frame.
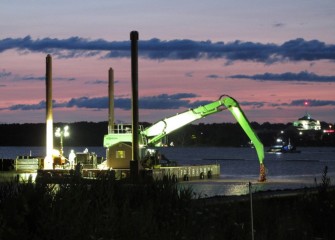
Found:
[130,31,139,179]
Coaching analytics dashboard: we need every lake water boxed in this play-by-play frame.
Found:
[1,146,335,196]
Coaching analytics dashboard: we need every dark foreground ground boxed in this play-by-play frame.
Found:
[0,171,334,240]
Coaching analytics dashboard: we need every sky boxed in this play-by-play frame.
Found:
[1,0,335,125]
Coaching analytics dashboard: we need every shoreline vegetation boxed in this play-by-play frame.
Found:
[0,167,334,239]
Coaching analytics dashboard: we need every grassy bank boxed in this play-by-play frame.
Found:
[0,169,334,240]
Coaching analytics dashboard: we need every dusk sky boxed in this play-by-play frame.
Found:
[1,0,335,125]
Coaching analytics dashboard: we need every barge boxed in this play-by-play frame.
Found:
[0,151,220,183]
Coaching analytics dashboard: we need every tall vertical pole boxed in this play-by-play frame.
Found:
[108,68,114,134]
[130,31,139,178]
[44,54,53,169]
[249,182,255,240]
[130,31,139,161]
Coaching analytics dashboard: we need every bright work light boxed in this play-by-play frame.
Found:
[55,125,70,156]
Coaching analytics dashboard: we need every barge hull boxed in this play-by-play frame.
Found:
[1,164,220,183]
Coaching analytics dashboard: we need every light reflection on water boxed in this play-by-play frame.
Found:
[182,181,251,197]
[1,146,334,196]
[179,177,319,197]
[162,146,335,196]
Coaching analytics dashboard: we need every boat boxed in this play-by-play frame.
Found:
[267,138,301,154]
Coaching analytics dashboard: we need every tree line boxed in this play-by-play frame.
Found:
[0,121,334,147]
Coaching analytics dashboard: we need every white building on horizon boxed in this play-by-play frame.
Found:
[293,113,321,131]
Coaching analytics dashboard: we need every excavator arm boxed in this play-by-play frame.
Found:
[141,95,265,180]
[141,98,226,146]
[222,95,265,181]
[220,95,264,165]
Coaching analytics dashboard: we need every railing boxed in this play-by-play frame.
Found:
[109,124,147,145]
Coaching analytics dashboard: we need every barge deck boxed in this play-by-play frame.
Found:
[1,157,220,183]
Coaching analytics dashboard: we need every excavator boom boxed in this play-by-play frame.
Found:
[141,100,225,146]
[141,95,264,166]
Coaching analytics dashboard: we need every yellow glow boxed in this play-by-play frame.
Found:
[17,173,38,183]
[52,149,60,157]
[44,155,53,170]
[45,119,53,169]
[46,119,53,156]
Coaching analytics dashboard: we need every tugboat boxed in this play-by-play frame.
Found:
[267,138,300,154]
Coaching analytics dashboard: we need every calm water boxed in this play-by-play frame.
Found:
[159,146,335,196]
[1,146,335,196]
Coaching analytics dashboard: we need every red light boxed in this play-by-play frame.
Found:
[304,101,308,106]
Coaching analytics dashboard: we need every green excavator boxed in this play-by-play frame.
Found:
[104,95,266,181]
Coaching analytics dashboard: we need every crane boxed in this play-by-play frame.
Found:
[104,95,266,181]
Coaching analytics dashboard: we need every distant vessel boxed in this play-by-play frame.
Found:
[267,138,300,154]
